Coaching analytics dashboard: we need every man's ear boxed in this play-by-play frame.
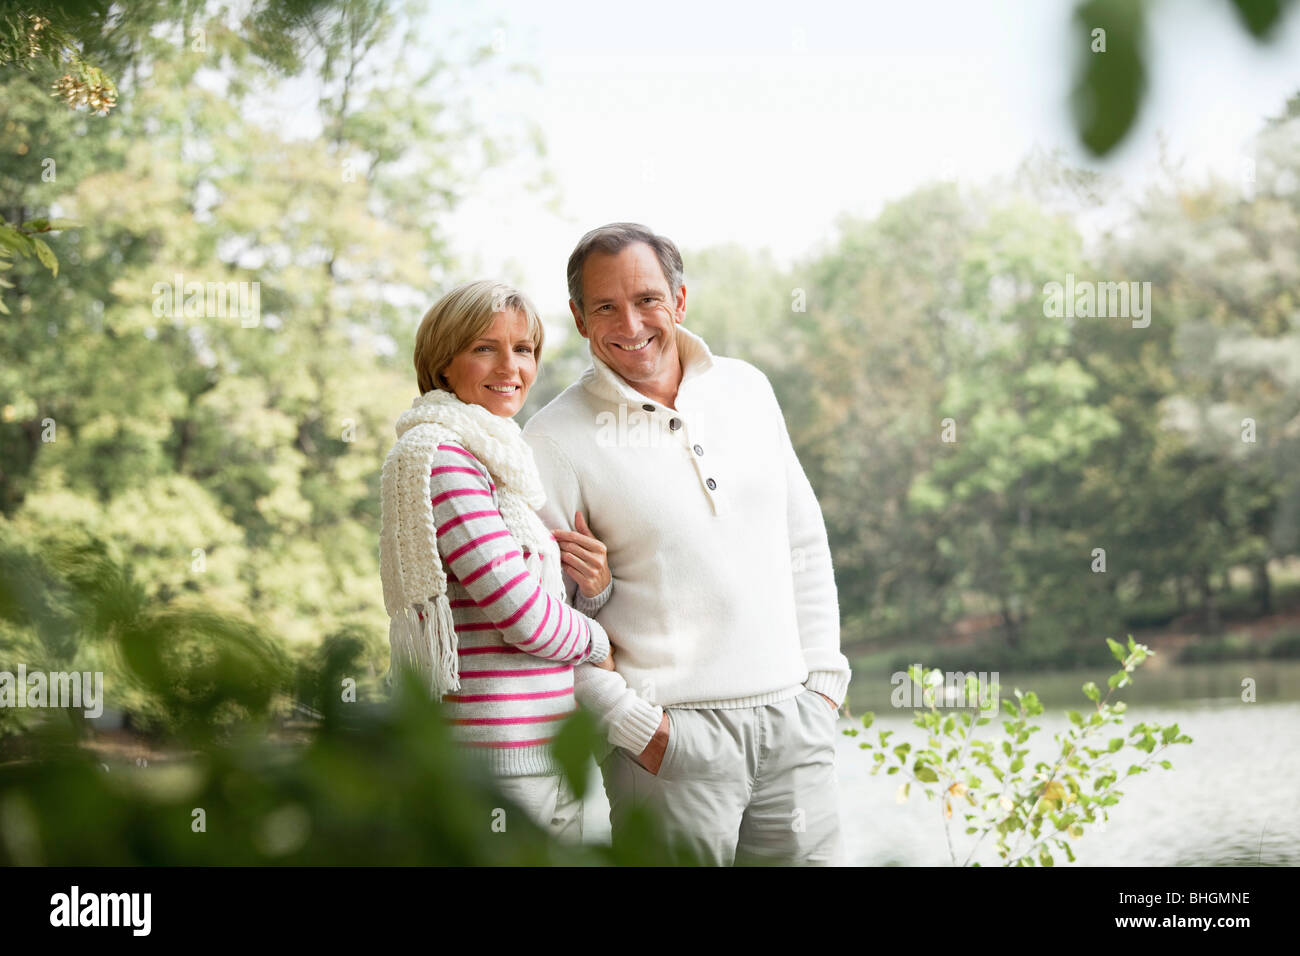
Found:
[570,299,589,338]
[673,284,687,324]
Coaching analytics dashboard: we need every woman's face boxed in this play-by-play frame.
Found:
[440,308,537,418]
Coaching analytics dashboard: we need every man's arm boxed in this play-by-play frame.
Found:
[573,664,665,757]
[771,386,852,709]
[523,428,665,752]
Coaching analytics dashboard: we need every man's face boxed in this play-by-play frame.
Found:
[571,242,685,389]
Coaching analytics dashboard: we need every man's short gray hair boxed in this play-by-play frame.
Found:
[566,222,685,312]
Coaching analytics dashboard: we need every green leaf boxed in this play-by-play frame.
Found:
[1067,710,1083,726]
[1106,637,1127,663]
[860,712,873,729]
[549,708,602,802]
[1082,681,1100,703]
[31,237,58,277]
[1228,0,1292,39]
[914,763,939,783]
[0,228,34,256]
[1107,737,1123,753]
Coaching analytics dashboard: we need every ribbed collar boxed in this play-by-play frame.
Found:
[578,324,716,408]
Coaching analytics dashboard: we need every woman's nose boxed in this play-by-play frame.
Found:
[495,351,522,376]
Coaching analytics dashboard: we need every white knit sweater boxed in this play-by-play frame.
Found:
[522,325,851,757]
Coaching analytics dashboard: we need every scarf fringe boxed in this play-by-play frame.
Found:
[386,596,461,698]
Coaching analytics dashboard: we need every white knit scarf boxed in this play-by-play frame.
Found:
[379,388,565,698]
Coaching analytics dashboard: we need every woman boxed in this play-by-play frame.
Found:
[379,279,615,841]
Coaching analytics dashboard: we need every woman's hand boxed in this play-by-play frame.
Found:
[553,511,611,599]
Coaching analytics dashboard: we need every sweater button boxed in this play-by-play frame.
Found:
[669,417,681,430]
[693,443,703,455]
[641,403,655,412]
[706,477,717,490]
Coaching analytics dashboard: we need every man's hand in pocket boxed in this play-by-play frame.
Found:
[634,711,670,774]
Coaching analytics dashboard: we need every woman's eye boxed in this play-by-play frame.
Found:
[475,345,492,352]
[515,345,533,354]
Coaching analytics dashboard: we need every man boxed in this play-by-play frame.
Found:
[522,222,850,866]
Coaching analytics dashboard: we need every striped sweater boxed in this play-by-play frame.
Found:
[426,440,610,776]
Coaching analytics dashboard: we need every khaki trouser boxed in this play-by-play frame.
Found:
[495,772,584,843]
[598,687,844,865]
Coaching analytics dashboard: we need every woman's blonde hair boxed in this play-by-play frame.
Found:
[413,280,546,395]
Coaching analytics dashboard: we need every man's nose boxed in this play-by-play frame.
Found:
[609,303,642,334]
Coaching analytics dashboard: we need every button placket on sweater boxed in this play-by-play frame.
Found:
[653,393,726,517]
[614,366,725,516]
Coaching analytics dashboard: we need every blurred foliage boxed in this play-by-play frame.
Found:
[0,529,685,864]
[1067,0,1297,156]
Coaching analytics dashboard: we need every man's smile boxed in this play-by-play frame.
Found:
[612,335,655,351]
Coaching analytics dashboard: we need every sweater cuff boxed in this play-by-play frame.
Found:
[804,669,851,709]
[583,618,610,665]
[573,577,613,616]
[607,696,664,756]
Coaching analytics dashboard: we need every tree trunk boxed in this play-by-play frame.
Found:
[998,593,1020,650]
[1253,560,1272,616]
[1197,568,1220,633]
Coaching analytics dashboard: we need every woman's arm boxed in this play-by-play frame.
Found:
[428,442,609,665]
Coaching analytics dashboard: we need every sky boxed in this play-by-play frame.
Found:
[421,0,1300,317]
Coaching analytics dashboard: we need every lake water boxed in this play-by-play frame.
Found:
[580,660,1300,865]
